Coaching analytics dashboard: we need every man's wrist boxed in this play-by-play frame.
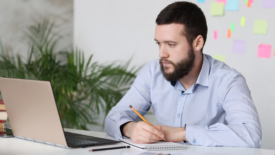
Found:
[122,122,135,138]
[120,121,132,137]
[182,125,188,142]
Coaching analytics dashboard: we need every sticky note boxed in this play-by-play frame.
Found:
[233,40,245,54]
[253,20,268,34]
[231,23,235,32]
[211,2,224,16]
[217,0,226,5]
[214,31,218,39]
[262,0,275,8]
[225,0,239,11]
[240,17,245,26]
[246,0,253,4]
[247,0,251,7]
[213,55,226,62]
[257,44,272,58]
[197,0,205,2]
[227,29,231,38]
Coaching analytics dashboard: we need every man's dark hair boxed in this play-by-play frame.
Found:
[156,1,208,52]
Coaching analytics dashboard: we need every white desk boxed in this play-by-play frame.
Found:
[0,128,275,155]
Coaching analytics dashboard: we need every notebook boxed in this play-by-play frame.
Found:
[120,139,186,151]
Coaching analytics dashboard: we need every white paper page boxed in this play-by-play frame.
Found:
[121,139,184,148]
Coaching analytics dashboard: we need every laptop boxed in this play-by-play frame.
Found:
[0,77,120,148]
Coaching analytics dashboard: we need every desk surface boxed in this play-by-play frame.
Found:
[0,128,275,155]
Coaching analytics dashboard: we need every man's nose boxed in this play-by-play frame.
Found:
[159,45,168,58]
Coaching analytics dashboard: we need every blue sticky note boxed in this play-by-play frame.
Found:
[197,0,205,3]
[226,0,239,11]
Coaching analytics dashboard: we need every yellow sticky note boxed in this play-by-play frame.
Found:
[241,17,245,26]
[211,2,224,16]
[253,20,268,34]
[213,55,226,62]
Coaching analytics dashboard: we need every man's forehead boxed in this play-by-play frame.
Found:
[156,23,185,32]
[155,23,186,40]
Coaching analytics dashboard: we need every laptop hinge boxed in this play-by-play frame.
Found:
[15,135,69,148]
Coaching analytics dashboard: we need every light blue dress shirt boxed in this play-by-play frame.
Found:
[104,54,262,148]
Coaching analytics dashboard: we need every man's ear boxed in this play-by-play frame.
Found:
[192,35,204,52]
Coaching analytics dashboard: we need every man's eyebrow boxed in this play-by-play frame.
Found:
[154,39,177,43]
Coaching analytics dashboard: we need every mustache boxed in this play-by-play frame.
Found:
[160,58,175,66]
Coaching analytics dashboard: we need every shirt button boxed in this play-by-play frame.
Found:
[177,113,180,118]
[193,139,197,143]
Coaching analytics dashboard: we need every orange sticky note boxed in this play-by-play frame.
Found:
[247,0,251,7]
[227,29,231,38]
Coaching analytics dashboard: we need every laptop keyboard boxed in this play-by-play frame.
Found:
[66,136,98,146]
[64,131,119,148]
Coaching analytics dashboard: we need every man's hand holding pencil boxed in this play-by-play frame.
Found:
[122,121,165,144]
[121,105,165,144]
[122,105,187,144]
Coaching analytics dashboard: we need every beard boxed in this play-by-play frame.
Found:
[160,48,195,82]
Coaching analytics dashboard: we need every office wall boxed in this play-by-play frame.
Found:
[74,0,275,149]
[0,0,73,57]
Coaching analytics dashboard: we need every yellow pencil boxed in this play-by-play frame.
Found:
[129,105,165,141]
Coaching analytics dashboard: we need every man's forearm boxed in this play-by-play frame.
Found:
[158,125,186,142]
[104,111,135,139]
[185,123,261,147]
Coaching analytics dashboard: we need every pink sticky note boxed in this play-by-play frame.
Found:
[214,31,218,39]
[257,44,272,58]
[217,0,226,5]
[249,0,253,3]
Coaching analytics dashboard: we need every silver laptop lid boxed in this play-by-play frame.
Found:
[0,78,68,147]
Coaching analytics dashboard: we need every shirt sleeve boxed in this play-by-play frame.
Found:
[185,74,262,148]
[104,62,153,139]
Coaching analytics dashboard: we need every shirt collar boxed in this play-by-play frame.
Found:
[171,81,177,86]
[195,54,210,87]
[170,54,210,87]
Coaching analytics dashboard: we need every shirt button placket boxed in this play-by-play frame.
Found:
[174,92,186,127]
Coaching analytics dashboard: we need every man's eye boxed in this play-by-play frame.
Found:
[169,43,175,47]
[156,42,160,45]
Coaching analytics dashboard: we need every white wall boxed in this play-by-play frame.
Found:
[74,0,275,150]
[0,0,73,58]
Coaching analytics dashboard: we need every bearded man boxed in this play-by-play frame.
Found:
[104,1,261,148]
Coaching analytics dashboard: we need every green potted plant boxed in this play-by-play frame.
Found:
[0,19,141,130]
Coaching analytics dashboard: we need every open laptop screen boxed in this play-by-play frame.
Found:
[0,78,119,148]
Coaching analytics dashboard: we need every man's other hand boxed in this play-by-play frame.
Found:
[157,125,186,143]
[123,121,165,143]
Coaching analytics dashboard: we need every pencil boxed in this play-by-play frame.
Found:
[89,146,130,152]
[129,105,165,141]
